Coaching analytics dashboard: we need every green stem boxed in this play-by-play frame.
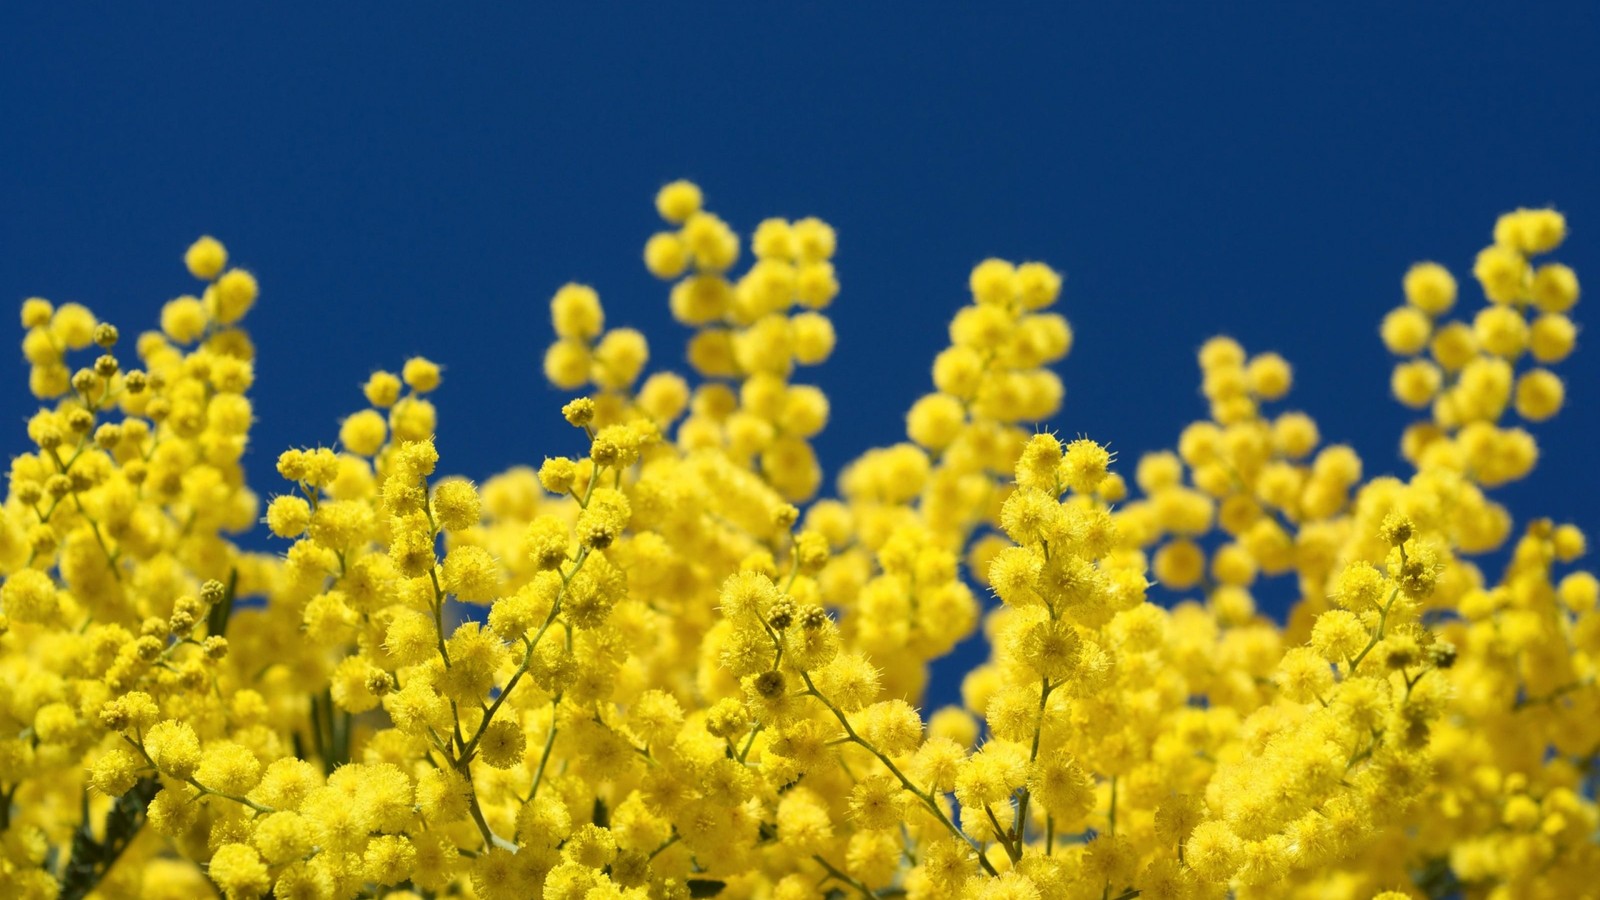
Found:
[71,494,121,581]
[526,700,562,803]
[1010,677,1054,851]
[1347,587,1401,673]
[1108,775,1118,837]
[737,722,765,763]
[648,833,680,861]
[428,568,452,667]
[461,767,516,851]
[985,805,1019,862]
[122,735,274,814]
[459,636,538,763]
[801,670,999,877]
[812,854,875,899]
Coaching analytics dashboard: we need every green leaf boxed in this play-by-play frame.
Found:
[687,879,726,897]
[205,568,238,639]
[58,777,160,900]
[310,687,353,775]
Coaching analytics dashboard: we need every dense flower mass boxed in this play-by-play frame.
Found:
[0,184,1593,900]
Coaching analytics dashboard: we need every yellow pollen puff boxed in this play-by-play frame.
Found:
[161,296,208,344]
[1015,432,1063,492]
[1403,261,1457,315]
[906,393,966,450]
[1014,313,1073,365]
[561,396,596,427]
[750,272,803,324]
[1391,359,1443,408]
[781,385,830,437]
[544,339,591,389]
[1096,471,1127,502]
[667,273,729,324]
[1493,207,1566,255]
[752,218,795,260]
[1198,336,1245,372]
[212,269,258,324]
[1271,412,1320,458]
[1211,542,1257,586]
[478,720,526,768]
[1015,262,1063,310]
[791,312,836,365]
[21,297,54,328]
[1152,539,1204,590]
[683,211,740,271]
[1312,444,1362,485]
[432,479,482,531]
[1530,263,1580,314]
[643,232,689,279]
[637,371,690,422]
[950,304,1013,351]
[48,302,96,350]
[339,408,388,455]
[1380,306,1431,355]
[1136,451,1184,493]
[1473,305,1529,358]
[195,741,263,795]
[392,396,437,442]
[1559,571,1599,612]
[265,495,312,538]
[969,258,1017,306]
[655,179,703,223]
[1246,353,1292,400]
[185,235,228,280]
[794,261,839,309]
[551,283,605,341]
[441,545,501,601]
[1473,244,1529,305]
[1550,523,1585,562]
[1514,369,1564,421]
[364,370,403,407]
[686,329,736,377]
[1529,313,1576,363]
[1429,321,1477,371]
[144,719,201,778]
[932,345,984,398]
[1061,439,1112,494]
[402,356,442,393]
[791,217,836,263]
[89,748,141,797]
[593,328,649,389]
[209,844,271,899]
[1,568,58,624]
[538,456,577,494]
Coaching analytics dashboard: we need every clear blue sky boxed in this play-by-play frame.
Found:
[4,5,1597,707]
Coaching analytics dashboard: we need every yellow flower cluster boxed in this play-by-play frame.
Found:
[0,186,1593,900]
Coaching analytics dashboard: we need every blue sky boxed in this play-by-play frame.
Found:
[4,5,1597,707]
